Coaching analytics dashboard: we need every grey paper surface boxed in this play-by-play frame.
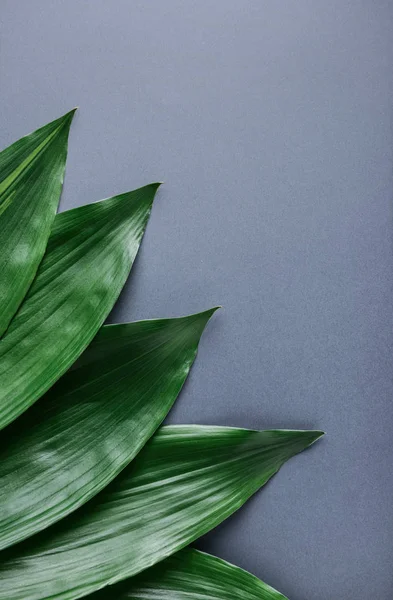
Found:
[1,1,393,598]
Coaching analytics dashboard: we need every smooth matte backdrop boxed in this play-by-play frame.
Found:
[1,1,393,598]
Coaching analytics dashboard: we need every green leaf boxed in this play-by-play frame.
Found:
[0,426,323,600]
[0,309,217,550]
[0,111,75,336]
[91,548,288,600]
[0,183,159,431]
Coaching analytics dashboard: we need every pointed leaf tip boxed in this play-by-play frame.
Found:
[194,305,221,320]
[195,304,220,325]
[51,108,77,131]
[298,429,325,446]
[122,181,161,205]
[277,429,325,457]
[150,181,163,193]
[64,107,77,122]
[176,306,220,343]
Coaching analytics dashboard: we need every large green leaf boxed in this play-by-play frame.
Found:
[0,426,323,600]
[91,548,288,600]
[0,183,159,431]
[0,309,217,550]
[0,111,75,336]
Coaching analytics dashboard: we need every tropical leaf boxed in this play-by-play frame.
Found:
[0,110,323,600]
[0,111,75,336]
[0,309,217,550]
[90,548,288,600]
[0,425,323,600]
[0,183,160,431]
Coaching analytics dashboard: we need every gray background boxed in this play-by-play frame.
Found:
[1,1,393,598]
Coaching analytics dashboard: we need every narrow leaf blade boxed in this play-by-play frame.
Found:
[0,309,217,550]
[0,426,323,600]
[91,548,288,600]
[0,111,75,335]
[0,183,159,430]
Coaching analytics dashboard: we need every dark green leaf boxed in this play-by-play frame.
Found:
[91,548,288,600]
[0,426,323,600]
[0,111,75,336]
[0,183,159,431]
[0,309,217,550]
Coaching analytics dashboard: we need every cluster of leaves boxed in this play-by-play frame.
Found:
[0,110,323,600]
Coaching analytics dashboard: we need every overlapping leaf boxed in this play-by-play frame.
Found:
[0,183,160,431]
[90,548,288,600]
[0,110,322,600]
[0,111,75,336]
[0,309,217,550]
[0,425,323,600]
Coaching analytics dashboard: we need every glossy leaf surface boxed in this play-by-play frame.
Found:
[0,183,159,431]
[0,309,217,550]
[0,426,323,600]
[91,548,288,600]
[0,111,75,336]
